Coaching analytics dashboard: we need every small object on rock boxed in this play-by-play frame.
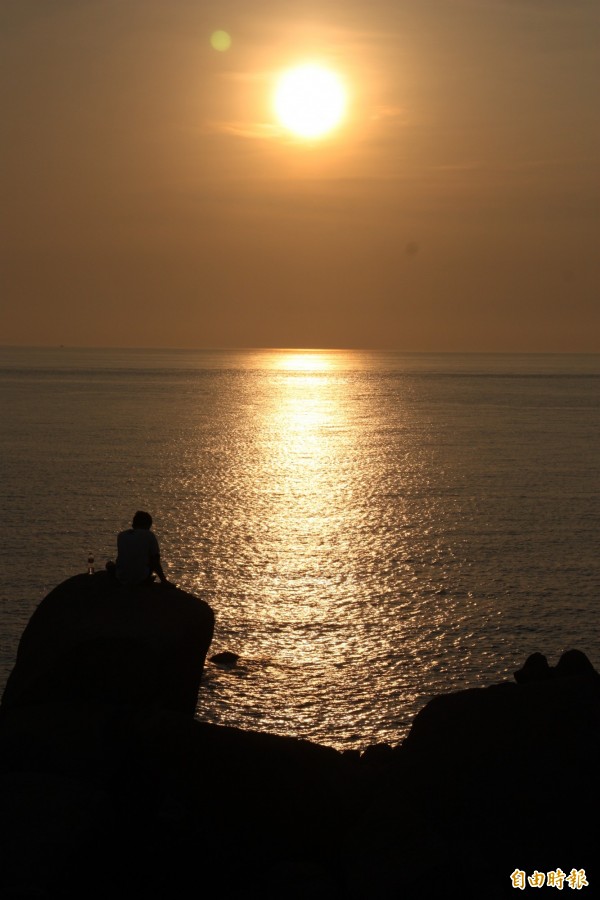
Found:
[210,651,239,667]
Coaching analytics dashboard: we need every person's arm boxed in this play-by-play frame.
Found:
[149,532,173,587]
[151,552,172,586]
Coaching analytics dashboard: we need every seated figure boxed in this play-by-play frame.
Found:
[114,510,171,587]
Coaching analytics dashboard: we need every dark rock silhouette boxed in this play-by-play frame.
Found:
[209,650,240,667]
[515,648,599,684]
[389,651,600,898]
[1,583,599,900]
[555,647,598,679]
[514,650,553,683]
[1,572,214,716]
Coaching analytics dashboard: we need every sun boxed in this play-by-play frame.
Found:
[274,64,347,139]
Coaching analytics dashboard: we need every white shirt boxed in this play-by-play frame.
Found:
[116,528,160,585]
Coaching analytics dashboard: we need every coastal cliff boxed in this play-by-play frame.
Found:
[0,576,598,899]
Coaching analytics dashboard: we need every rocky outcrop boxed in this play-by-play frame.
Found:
[1,572,214,716]
[0,580,598,900]
[355,651,600,898]
[0,573,216,898]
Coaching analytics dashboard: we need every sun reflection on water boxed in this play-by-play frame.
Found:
[255,350,358,632]
[267,350,336,373]
[172,349,499,748]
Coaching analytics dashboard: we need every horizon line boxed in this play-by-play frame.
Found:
[2,344,599,356]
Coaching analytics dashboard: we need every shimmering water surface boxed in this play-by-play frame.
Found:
[1,348,599,749]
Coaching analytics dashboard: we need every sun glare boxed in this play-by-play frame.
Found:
[274,64,347,139]
[264,350,347,373]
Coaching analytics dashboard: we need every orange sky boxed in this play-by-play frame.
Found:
[1,0,599,350]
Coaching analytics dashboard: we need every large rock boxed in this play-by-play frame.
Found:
[403,649,600,774]
[0,574,216,898]
[1,572,214,716]
[350,653,600,898]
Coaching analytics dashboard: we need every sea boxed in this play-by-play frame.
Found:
[1,347,598,751]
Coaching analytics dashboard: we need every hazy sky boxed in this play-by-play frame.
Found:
[2,0,599,350]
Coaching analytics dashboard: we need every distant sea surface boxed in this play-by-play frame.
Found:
[1,347,599,749]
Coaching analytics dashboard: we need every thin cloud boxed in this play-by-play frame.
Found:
[370,105,409,124]
[212,120,283,140]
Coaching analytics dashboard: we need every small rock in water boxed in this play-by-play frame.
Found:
[210,651,239,667]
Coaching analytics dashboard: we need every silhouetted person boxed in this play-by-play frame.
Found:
[115,510,172,587]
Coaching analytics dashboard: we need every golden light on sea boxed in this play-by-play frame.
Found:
[269,350,335,373]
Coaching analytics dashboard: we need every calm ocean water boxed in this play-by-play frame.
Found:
[1,347,599,749]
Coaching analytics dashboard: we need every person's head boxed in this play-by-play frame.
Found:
[132,510,153,530]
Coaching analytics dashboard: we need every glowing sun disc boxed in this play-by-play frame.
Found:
[274,64,347,139]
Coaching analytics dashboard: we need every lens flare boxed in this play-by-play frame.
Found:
[210,30,231,52]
